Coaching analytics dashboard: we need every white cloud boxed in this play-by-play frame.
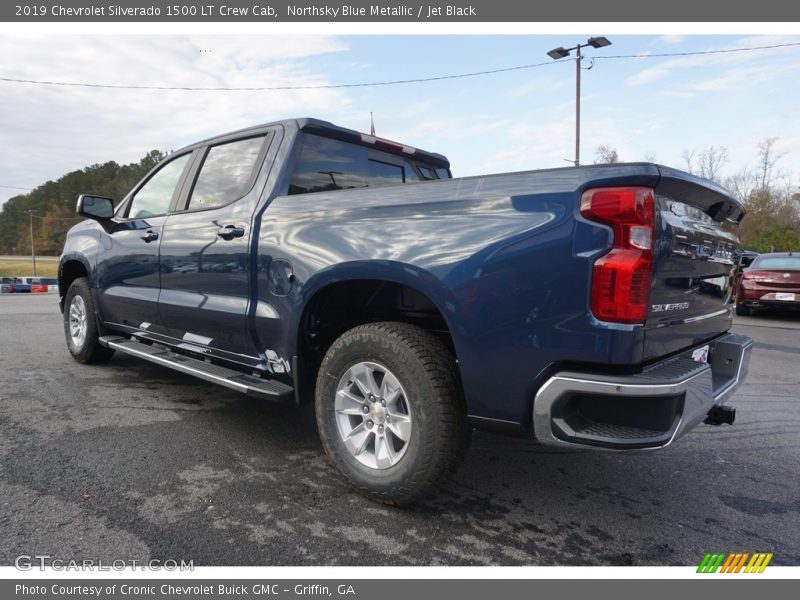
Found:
[0,35,349,205]
[508,75,569,98]
[625,35,800,87]
[659,35,687,46]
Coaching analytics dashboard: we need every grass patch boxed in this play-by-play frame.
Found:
[0,258,59,278]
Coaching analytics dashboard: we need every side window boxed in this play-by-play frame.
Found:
[289,136,367,194]
[188,136,265,210]
[418,165,437,180]
[128,153,191,219]
[288,134,420,195]
[368,160,405,185]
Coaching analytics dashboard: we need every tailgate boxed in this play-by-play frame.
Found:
[644,167,745,360]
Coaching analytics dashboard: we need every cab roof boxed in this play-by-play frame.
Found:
[177,118,450,169]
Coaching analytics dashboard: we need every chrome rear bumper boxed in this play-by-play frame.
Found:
[532,333,752,450]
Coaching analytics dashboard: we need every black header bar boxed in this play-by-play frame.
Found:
[4,0,800,22]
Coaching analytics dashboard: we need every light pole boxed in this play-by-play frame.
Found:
[547,36,612,167]
[26,209,37,277]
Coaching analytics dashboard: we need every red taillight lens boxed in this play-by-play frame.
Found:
[742,270,769,281]
[581,187,655,324]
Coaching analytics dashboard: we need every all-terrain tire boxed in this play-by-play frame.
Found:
[63,277,115,364]
[315,321,471,505]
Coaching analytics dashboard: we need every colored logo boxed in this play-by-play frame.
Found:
[697,552,773,573]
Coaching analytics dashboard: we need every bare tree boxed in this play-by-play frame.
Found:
[697,146,728,183]
[756,137,787,191]
[728,137,800,252]
[594,145,620,164]
[681,149,696,174]
[681,146,728,183]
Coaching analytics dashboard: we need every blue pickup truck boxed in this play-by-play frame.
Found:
[60,118,752,503]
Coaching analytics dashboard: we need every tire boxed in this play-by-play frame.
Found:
[315,321,471,505]
[63,277,115,364]
[735,302,750,316]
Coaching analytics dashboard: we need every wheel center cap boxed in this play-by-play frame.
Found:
[369,403,386,425]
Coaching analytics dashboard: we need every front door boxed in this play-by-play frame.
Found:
[96,151,194,334]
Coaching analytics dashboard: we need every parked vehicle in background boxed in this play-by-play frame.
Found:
[736,252,800,315]
[0,277,31,293]
[733,250,758,290]
[30,277,59,293]
[60,117,752,504]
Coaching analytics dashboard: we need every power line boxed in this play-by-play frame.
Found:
[596,41,800,60]
[0,40,798,92]
[0,184,32,191]
[0,59,563,91]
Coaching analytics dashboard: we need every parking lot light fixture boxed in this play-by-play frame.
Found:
[546,36,613,166]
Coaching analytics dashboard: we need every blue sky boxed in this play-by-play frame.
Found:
[1,34,799,206]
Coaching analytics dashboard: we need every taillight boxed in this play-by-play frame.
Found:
[742,270,770,281]
[580,187,655,324]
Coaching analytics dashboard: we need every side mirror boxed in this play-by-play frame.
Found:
[76,194,115,220]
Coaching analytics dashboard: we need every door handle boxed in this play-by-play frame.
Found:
[217,225,245,240]
[140,230,159,243]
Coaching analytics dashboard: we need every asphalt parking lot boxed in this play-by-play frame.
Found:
[0,294,798,566]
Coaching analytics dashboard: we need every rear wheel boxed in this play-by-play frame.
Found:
[315,322,470,504]
[63,277,114,364]
[735,302,751,316]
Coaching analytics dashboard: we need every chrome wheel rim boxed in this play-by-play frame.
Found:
[334,361,413,470]
[68,295,88,350]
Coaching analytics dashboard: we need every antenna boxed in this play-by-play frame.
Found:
[370,112,375,136]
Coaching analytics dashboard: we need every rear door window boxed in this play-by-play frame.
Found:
[187,136,266,211]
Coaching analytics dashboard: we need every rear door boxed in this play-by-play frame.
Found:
[644,167,744,360]
[158,132,273,366]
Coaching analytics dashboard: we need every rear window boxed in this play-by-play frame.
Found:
[289,134,433,195]
[752,256,800,270]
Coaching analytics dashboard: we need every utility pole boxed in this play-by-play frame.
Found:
[575,44,582,167]
[547,37,612,167]
[26,210,37,277]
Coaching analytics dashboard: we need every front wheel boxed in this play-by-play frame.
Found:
[63,277,114,364]
[315,322,470,505]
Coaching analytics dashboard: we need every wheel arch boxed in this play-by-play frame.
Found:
[58,255,92,312]
[291,261,463,403]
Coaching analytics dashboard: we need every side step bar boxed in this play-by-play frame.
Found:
[99,336,294,401]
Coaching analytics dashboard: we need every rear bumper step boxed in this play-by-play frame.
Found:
[532,332,752,450]
[99,336,294,400]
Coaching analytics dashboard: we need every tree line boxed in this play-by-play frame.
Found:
[595,139,800,253]
[0,151,165,256]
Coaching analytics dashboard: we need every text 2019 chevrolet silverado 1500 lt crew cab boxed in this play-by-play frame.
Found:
[60,118,752,503]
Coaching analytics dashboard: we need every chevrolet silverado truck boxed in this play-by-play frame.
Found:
[60,118,752,504]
